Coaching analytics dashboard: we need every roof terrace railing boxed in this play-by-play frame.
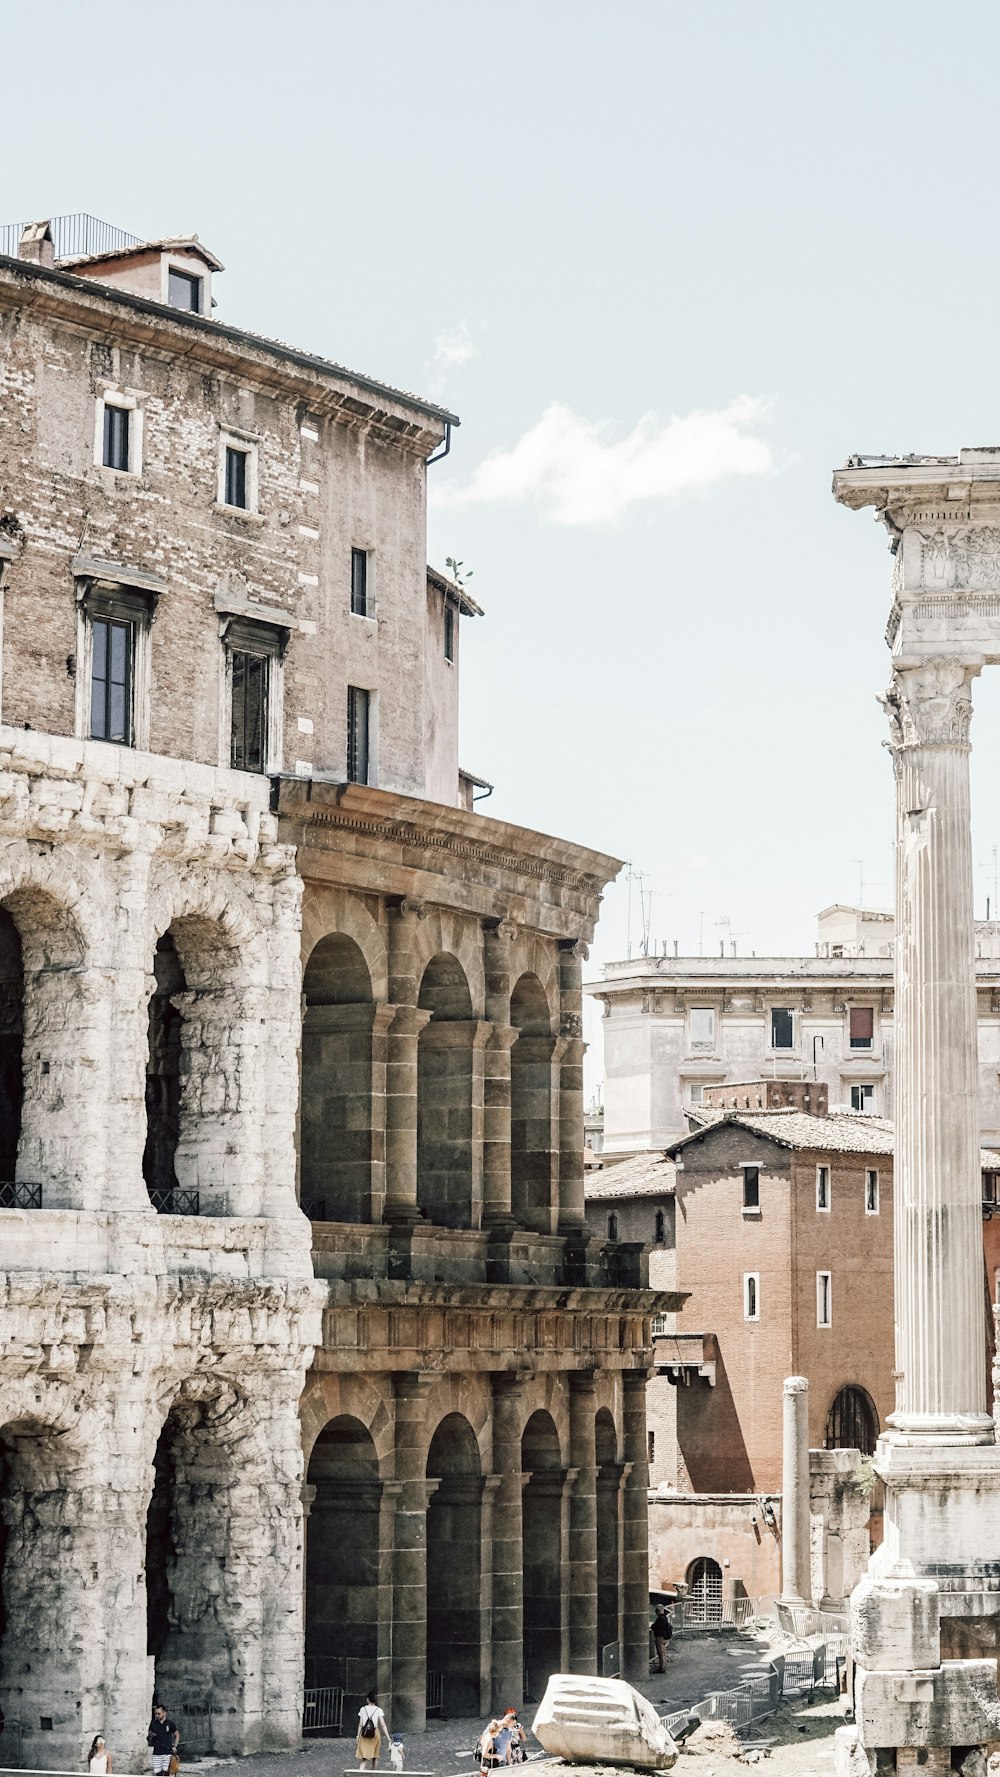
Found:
[0,213,142,262]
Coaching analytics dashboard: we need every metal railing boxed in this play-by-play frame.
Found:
[148,1187,200,1216]
[674,1593,764,1631]
[426,1670,444,1717]
[660,1643,831,1743]
[0,214,143,262]
[177,1702,215,1753]
[0,1181,42,1209]
[303,1686,345,1734]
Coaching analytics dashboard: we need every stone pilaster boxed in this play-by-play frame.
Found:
[490,1374,525,1711]
[482,914,517,1231]
[557,940,588,1234]
[391,1374,433,1731]
[568,1372,599,1674]
[882,659,991,1442]
[385,899,431,1225]
[780,1375,810,1603]
[621,1369,650,1682]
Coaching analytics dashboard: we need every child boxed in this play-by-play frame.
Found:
[389,1735,404,1773]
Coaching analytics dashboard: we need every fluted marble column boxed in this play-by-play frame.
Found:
[780,1376,810,1604]
[883,658,992,1443]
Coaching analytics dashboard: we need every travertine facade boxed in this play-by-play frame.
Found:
[0,218,668,1772]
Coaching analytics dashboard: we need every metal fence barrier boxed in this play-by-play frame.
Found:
[672,1594,766,1632]
[303,1686,345,1734]
[660,1640,833,1744]
[425,1671,444,1718]
[176,1703,215,1754]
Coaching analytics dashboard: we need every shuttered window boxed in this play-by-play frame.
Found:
[347,686,370,784]
[103,404,130,471]
[351,548,369,616]
[849,1005,874,1049]
[225,447,248,509]
[230,650,269,773]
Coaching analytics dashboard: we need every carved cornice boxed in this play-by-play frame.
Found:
[880,658,978,750]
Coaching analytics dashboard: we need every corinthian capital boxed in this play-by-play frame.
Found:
[879,657,978,750]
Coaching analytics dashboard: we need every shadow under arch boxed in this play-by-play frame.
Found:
[426,1412,483,1715]
[300,933,377,1223]
[595,1406,620,1665]
[510,972,555,1234]
[521,1408,564,1700]
[304,1413,383,1726]
[417,952,476,1228]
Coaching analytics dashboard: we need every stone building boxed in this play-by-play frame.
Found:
[0,216,671,1772]
[589,904,1000,1152]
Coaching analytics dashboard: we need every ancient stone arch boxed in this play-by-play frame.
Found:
[300,929,380,1223]
[303,1410,385,1719]
[417,950,479,1228]
[301,887,388,1003]
[521,1407,565,1699]
[426,1412,484,1715]
[509,970,557,1234]
[411,909,485,1017]
[300,1372,395,1475]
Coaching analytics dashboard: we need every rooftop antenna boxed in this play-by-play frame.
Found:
[855,858,868,908]
[625,863,647,960]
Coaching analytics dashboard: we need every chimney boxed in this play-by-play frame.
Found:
[19,221,54,269]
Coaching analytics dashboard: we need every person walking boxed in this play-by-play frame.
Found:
[650,1603,673,1672]
[494,1710,526,1765]
[88,1736,112,1774]
[478,1719,503,1777]
[147,1705,179,1775]
[356,1693,389,1770]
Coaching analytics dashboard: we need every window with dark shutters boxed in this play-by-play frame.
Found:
[230,649,268,772]
[849,1005,874,1049]
[103,405,130,471]
[347,686,370,784]
[225,447,248,510]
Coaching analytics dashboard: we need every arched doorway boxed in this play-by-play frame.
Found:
[521,1410,564,1699]
[686,1555,723,1624]
[426,1414,483,1716]
[146,1388,249,1752]
[509,974,555,1234]
[417,954,474,1228]
[0,909,24,1190]
[595,1409,620,1664]
[143,932,185,1208]
[304,1416,382,1727]
[825,1386,879,1455]
[300,934,376,1222]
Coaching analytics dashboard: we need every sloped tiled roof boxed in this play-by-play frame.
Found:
[671,1107,1000,1168]
[584,1152,676,1200]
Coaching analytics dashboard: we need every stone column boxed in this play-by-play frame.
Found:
[557,940,589,1235]
[621,1369,651,1682]
[490,1374,526,1711]
[568,1372,599,1674]
[883,659,992,1442]
[385,900,431,1226]
[780,1375,811,1604]
[391,1374,432,1731]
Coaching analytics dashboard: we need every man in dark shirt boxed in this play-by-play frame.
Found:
[148,1704,179,1774]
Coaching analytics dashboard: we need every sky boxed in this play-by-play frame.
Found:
[5,0,1000,1089]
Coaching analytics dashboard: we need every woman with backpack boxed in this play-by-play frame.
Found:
[356,1693,389,1770]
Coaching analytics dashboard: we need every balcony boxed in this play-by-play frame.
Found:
[653,1329,717,1386]
[0,1181,42,1209]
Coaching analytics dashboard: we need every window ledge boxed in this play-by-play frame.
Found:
[212,501,265,526]
[350,611,378,626]
[741,1206,762,1219]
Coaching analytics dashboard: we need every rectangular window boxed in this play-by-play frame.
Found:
[817,1270,832,1328]
[865,1169,880,1214]
[688,1082,704,1105]
[770,1007,794,1049]
[851,1083,875,1114]
[168,268,201,312]
[744,1272,760,1322]
[444,605,455,662]
[225,447,248,510]
[742,1165,760,1210]
[351,547,369,616]
[647,1430,655,1465]
[850,1006,875,1050]
[230,649,269,773]
[985,1173,1000,1207]
[690,1007,715,1048]
[347,686,370,785]
[103,404,130,471]
[90,615,134,744]
[816,1165,831,1211]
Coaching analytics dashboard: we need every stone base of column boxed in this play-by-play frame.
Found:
[843,1439,1000,1767]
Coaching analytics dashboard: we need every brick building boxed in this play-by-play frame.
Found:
[0,214,674,1772]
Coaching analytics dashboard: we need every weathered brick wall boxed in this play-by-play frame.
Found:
[0,264,456,799]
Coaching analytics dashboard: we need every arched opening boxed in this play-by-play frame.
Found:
[686,1555,723,1624]
[143,932,185,1208]
[0,1420,79,1769]
[825,1385,879,1456]
[300,934,376,1222]
[521,1410,563,1700]
[417,953,475,1228]
[510,974,555,1234]
[426,1414,482,1716]
[595,1409,620,1664]
[0,909,24,1191]
[304,1415,381,1728]
[146,1389,248,1752]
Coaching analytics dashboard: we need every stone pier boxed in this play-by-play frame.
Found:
[833,451,1000,1772]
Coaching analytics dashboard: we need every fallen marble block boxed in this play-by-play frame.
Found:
[531,1674,679,1769]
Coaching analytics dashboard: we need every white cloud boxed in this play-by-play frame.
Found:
[684,853,711,870]
[432,396,773,525]
[426,323,478,397]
